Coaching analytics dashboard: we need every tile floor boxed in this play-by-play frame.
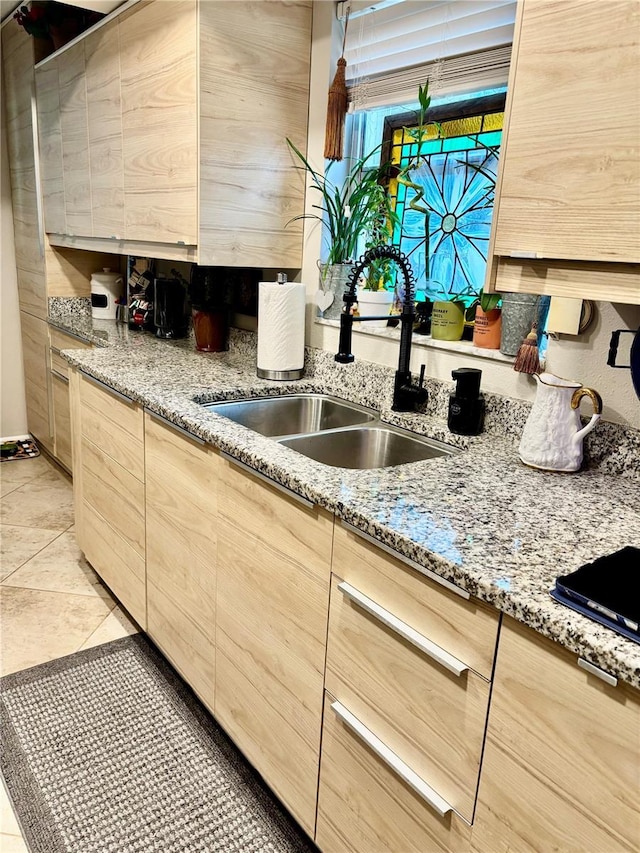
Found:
[0,453,139,851]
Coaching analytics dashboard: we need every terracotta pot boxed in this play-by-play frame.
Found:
[473,306,502,349]
[192,309,227,352]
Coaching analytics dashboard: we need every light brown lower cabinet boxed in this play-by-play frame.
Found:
[70,368,146,628]
[144,412,218,714]
[215,456,333,836]
[20,311,53,451]
[49,327,92,472]
[471,616,640,853]
[316,692,473,853]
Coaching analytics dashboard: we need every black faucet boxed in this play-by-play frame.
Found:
[335,245,428,412]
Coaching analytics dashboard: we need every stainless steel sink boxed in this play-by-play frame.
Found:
[201,394,376,437]
[278,425,456,469]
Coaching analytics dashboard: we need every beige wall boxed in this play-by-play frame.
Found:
[1,88,28,438]
[303,2,640,428]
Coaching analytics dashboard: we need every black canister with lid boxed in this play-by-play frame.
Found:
[448,368,484,435]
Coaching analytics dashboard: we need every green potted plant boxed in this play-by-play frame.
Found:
[286,139,397,320]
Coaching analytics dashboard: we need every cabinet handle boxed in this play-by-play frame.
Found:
[341,521,470,600]
[508,250,540,260]
[147,410,205,445]
[81,371,135,406]
[50,346,62,356]
[577,657,618,687]
[331,699,453,818]
[50,369,69,384]
[338,581,468,677]
[220,451,314,509]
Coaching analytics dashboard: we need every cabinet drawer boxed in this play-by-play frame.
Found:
[51,371,72,471]
[51,349,69,379]
[82,436,145,558]
[79,373,143,481]
[332,523,499,678]
[317,693,473,853]
[82,499,145,628]
[326,574,490,821]
[50,327,92,354]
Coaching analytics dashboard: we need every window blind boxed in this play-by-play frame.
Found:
[339,0,516,109]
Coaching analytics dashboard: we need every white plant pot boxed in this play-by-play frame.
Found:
[357,289,395,328]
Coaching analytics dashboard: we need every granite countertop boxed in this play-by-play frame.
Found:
[54,315,640,689]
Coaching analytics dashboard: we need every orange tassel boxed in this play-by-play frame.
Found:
[513,322,541,375]
[324,57,348,161]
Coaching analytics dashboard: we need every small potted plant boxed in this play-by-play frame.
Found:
[357,182,400,326]
[286,139,396,321]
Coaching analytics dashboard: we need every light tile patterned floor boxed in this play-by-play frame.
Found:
[0,454,140,850]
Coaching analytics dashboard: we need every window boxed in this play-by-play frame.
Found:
[383,91,506,303]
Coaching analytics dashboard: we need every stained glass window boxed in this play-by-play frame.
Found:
[383,94,505,303]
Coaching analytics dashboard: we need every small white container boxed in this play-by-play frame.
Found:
[91,268,124,320]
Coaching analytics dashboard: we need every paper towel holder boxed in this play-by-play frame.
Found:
[256,272,306,381]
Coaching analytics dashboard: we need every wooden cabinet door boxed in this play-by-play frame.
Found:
[472,617,640,852]
[198,1,311,267]
[58,42,92,237]
[145,413,218,714]
[35,59,66,236]
[119,0,198,245]
[84,20,125,240]
[493,0,639,265]
[20,311,52,450]
[2,20,47,318]
[76,374,146,627]
[215,458,333,836]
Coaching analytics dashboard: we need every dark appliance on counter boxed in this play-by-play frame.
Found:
[448,367,484,435]
[153,277,189,339]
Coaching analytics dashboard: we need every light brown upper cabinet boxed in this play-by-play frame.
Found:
[34,0,311,267]
[487,0,640,304]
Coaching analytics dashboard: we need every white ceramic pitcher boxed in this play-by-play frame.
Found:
[519,373,602,472]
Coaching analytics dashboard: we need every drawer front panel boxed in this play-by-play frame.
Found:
[51,349,70,379]
[79,374,144,480]
[326,575,490,821]
[145,413,218,714]
[50,327,92,353]
[82,436,145,558]
[51,371,72,471]
[82,499,145,628]
[317,694,473,853]
[332,524,499,678]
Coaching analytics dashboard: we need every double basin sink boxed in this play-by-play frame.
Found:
[201,394,456,470]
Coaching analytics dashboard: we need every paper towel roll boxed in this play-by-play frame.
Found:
[257,281,306,379]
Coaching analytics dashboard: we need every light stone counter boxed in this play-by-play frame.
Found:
[56,317,640,689]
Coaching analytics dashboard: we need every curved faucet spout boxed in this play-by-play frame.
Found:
[335,245,427,413]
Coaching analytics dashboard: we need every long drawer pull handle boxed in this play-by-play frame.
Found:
[331,700,453,818]
[338,581,468,677]
[81,371,135,406]
[341,521,469,600]
[147,410,205,445]
[577,657,617,687]
[220,451,314,509]
[51,369,69,384]
[50,346,62,356]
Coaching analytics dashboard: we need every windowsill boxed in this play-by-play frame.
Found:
[315,318,515,363]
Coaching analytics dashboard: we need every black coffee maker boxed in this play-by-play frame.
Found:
[153,277,189,339]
